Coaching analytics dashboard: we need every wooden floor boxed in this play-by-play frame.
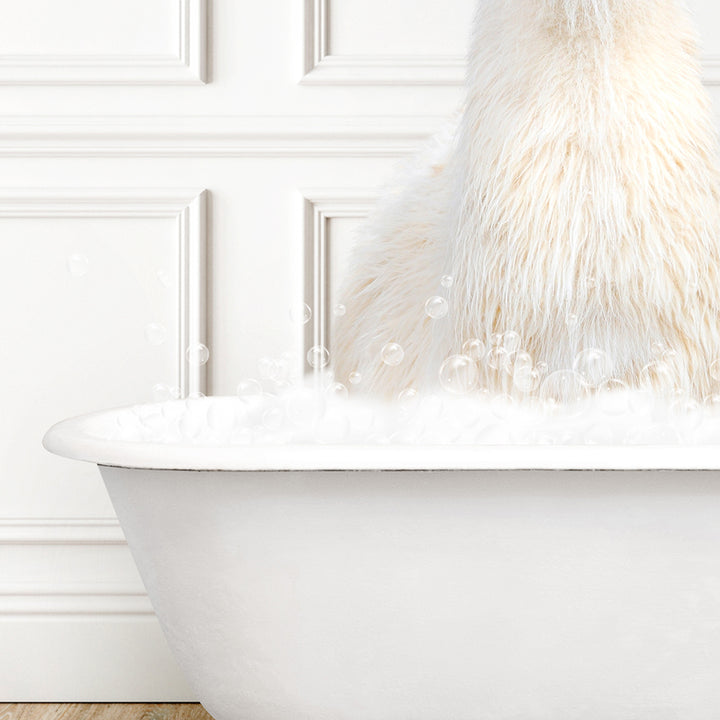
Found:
[0,706,214,720]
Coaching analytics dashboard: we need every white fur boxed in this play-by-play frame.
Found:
[334,0,720,399]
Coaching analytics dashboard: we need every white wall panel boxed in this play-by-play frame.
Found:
[0,0,206,84]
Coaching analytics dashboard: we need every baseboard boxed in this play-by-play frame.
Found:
[0,616,195,701]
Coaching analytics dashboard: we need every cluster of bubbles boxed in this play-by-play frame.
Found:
[97,272,720,447]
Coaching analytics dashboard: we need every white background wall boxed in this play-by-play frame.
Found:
[0,0,719,701]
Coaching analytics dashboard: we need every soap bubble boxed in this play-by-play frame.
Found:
[565,313,579,331]
[326,382,348,400]
[536,361,549,377]
[307,345,330,369]
[651,341,668,358]
[425,296,449,319]
[502,331,521,353]
[186,343,210,367]
[539,370,589,407]
[397,387,420,414]
[573,348,612,387]
[640,360,675,394]
[441,275,454,289]
[487,346,511,372]
[711,359,720,382]
[381,343,405,366]
[156,269,172,288]
[290,303,312,325]
[670,397,703,434]
[67,253,89,277]
[152,383,172,402]
[513,365,541,393]
[348,371,362,385]
[333,304,347,317]
[258,356,288,382]
[439,355,479,395]
[489,332,503,347]
[462,338,485,361]
[237,378,263,399]
[596,378,629,415]
[144,322,167,346]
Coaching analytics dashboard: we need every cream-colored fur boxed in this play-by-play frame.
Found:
[334,0,720,399]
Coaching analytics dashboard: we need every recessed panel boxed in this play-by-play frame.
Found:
[0,0,178,56]
[0,213,181,517]
[327,0,475,56]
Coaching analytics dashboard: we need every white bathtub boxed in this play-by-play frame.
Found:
[44,402,720,720]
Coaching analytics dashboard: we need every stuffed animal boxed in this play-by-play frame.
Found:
[333,0,720,401]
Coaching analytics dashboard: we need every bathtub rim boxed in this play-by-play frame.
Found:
[43,403,720,472]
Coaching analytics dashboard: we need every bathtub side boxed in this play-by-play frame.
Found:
[101,466,720,720]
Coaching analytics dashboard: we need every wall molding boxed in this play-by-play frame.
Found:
[302,190,375,368]
[0,0,206,85]
[0,188,208,397]
[0,517,124,545]
[302,0,465,85]
[303,0,720,86]
[0,583,153,616]
[0,116,444,157]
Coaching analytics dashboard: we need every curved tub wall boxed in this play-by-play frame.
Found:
[101,466,720,720]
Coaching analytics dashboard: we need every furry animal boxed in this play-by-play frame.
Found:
[333,0,720,400]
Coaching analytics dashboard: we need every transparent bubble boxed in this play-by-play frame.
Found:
[573,348,612,387]
[333,304,347,317]
[186,343,209,366]
[705,393,720,409]
[381,343,405,366]
[424,296,449,319]
[489,332,503,347]
[290,303,312,325]
[144,322,167,346]
[487,346,511,372]
[596,378,629,415]
[398,387,420,414]
[651,341,668,358]
[258,356,288,382]
[539,370,589,406]
[565,313,579,331]
[348,371,363,385]
[439,355,479,395]
[640,360,675,395]
[67,253,89,277]
[502,331,521,353]
[237,378,263,399]
[440,275,454,289]
[711,359,720,382]
[513,366,541,393]
[670,397,703,434]
[536,361,549,377]
[152,383,172,402]
[156,268,172,288]
[326,382,348,401]
[513,351,533,373]
[307,345,330,369]
[462,338,486,361]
